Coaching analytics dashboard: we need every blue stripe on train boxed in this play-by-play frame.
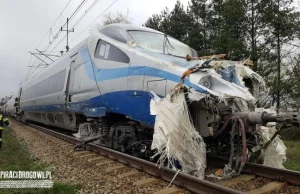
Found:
[80,46,245,90]
[79,47,207,93]
[21,90,160,126]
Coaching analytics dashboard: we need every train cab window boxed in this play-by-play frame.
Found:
[95,39,130,63]
[99,44,106,58]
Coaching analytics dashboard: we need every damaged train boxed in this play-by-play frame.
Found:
[4,24,300,179]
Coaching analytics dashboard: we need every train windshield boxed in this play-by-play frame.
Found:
[128,31,192,58]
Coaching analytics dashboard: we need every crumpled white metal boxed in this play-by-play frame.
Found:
[259,123,287,169]
[149,90,207,179]
[256,108,287,169]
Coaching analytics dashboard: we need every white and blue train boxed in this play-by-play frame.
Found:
[20,24,201,129]
[5,23,299,161]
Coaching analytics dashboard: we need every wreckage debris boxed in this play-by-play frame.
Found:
[149,56,291,180]
[150,88,206,179]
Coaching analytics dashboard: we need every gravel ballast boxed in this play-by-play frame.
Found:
[10,120,180,194]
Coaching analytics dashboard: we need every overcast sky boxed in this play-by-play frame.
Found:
[0,0,190,98]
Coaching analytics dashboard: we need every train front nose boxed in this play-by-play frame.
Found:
[186,70,254,102]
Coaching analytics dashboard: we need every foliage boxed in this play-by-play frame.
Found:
[102,9,132,26]
[283,140,300,171]
[89,10,132,33]
[0,95,12,106]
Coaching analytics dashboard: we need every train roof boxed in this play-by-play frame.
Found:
[20,24,184,90]
[98,23,164,43]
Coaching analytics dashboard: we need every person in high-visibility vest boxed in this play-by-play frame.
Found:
[0,114,9,148]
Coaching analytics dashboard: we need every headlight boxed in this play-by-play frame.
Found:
[199,76,211,89]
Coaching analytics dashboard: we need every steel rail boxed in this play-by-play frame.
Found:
[19,122,244,194]
[208,155,300,185]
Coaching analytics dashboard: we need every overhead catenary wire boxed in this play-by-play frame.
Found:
[25,55,33,80]
[71,0,120,43]
[30,0,88,68]
[31,0,103,68]
[27,0,120,80]
[35,0,73,50]
[27,0,74,81]
[47,0,118,57]
[72,0,103,29]
[27,34,68,79]
[40,0,88,54]
[28,0,90,79]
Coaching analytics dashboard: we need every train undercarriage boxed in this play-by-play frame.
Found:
[73,114,155,159]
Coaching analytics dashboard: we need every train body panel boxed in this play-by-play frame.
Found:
[19,40,89,130]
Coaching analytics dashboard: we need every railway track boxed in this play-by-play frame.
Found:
[11,118,300,194]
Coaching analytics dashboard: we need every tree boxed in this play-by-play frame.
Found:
[102,9,132,26]
[218,0,248,60]
[258,0,299,111]
[89,10,132,33]
[0,95,13,106]
[187,0,209,54]
[245,0,261,70]
[144,13,163,31]
[145,1,191,42]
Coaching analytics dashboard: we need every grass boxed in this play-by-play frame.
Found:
[279,127,300,171]
[0,125,81,194]
[283,140,300,171]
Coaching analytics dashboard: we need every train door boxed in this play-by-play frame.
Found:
[66,53,94,111]
[65,56,76,110]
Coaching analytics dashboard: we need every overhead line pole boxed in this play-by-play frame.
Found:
[45,0,85,53]
[61,18,74,52]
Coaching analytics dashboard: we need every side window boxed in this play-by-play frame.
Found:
[48,69,66,94]
[94,40,130,63]
[21,69,66,100]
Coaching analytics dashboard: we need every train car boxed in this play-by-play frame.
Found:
[5,90,20,117]
[0,100,10,116]
[18,23,293,165]
[5,98,14,116]
[19,23,203,132]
